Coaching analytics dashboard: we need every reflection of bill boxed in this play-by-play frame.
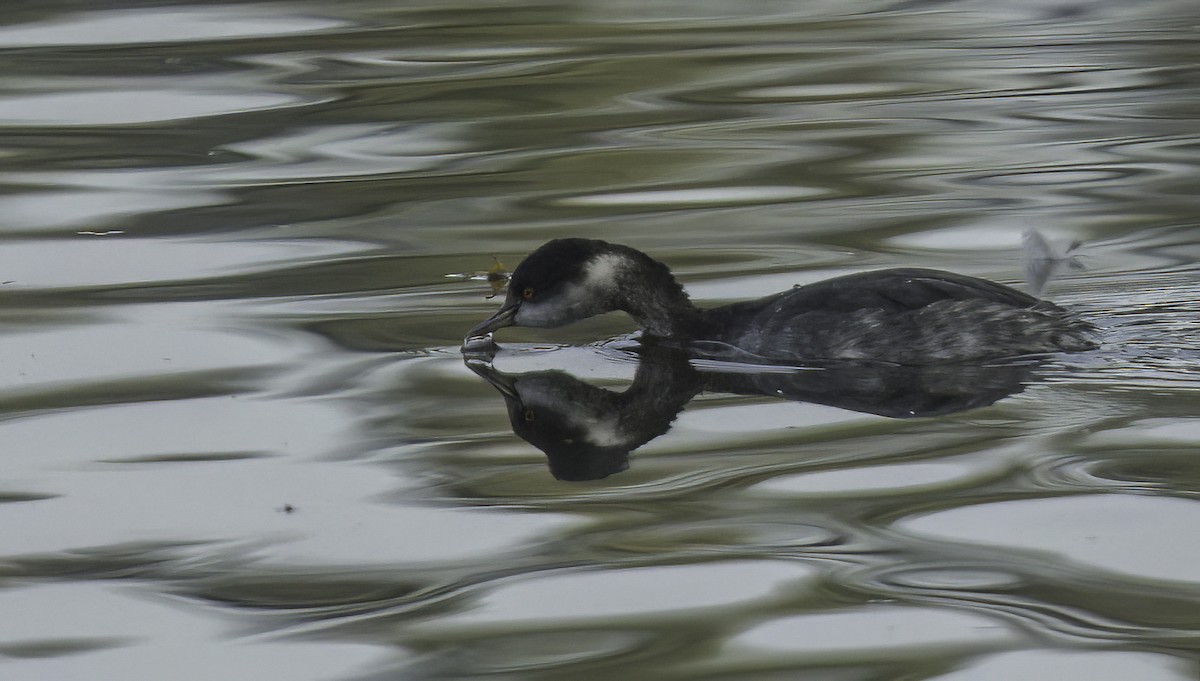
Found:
[466,343,1042,481]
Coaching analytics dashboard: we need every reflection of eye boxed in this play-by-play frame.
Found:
[523,408,535,422]
[522,287,535,300]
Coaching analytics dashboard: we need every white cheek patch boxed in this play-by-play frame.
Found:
[514,299,559,326]
[515,285,590,326]
[583,253,626,289]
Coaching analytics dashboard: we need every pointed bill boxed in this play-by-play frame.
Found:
[465,302,518,341]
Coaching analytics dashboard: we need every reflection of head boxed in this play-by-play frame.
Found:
[504,373,636,481]
[467,348,700,481]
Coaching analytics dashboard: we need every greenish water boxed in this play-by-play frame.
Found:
[1,2,1199,680]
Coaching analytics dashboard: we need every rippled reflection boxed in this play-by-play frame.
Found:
[467,343,1044,480]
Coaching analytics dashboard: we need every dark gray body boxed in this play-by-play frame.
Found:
[705,268,1096,364]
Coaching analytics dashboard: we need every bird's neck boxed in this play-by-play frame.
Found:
[605,247,708,339]
[622,288,707,338]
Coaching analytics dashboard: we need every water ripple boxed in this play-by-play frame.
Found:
[0,6,346,47]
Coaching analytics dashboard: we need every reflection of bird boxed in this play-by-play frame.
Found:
[466,344,1040,481]
[466,239,1096,365]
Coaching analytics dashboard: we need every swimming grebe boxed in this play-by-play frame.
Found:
[464,239,1097,365]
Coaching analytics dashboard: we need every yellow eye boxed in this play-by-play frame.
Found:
[523,408,535,422]
[522,287,535,300]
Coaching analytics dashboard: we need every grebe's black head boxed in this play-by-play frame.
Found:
[466,238,631,339]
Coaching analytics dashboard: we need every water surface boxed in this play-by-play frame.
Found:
[1,1,1199,679]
